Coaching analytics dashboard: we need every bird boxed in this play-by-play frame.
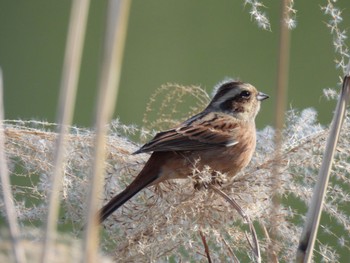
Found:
[99,80,269,223]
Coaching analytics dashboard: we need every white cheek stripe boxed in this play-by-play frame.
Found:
[213,89,241,107]
[226,141,238,147]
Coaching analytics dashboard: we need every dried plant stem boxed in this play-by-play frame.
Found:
[199,231,212,263]
[40,1,90,262]
[269,0,291,261]
[209,185,261,263]
[296,69,350,262]
[220,237,240,262]
[82,1,131,262]
[0,71,27,263]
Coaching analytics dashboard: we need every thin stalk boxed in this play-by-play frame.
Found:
[40,1,90,262]
[269,0,291,261]
[0,70,27,263]
[82,1,131,262]
[199,231,212,263]
[296,65,350,262]
[210,185,261,263]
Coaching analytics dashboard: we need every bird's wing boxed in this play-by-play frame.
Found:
[134,112,239,154]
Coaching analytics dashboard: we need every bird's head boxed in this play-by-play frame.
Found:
[206,80,269,121]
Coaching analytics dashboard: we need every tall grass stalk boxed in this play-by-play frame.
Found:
[82,1,131,262]
[0,70,26,263]
[40,1,90,262]
[296,63,350,262]
[268,0,291,261]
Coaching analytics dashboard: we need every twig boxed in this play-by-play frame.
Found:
[209,184,261,263]
[220,236,240,263]
[82,1,131,262]
[296,65,350,262]
[0,70,27,263]
[244,222,261,262]
[40,1,90,262]
[199,230,212,263]
[261,224,278,260]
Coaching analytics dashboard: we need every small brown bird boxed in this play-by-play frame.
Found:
[99,80,268,223]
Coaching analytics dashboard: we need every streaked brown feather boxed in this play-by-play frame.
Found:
[134,112,239,154]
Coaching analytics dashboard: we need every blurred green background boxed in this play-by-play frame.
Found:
[1,1,349,131]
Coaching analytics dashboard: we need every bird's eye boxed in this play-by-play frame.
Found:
[240,90,251,98]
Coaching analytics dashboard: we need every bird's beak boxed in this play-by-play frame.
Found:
[257,92,269,101]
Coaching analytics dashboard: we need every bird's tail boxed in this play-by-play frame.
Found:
[98,152,165,223]
[98,177,156,223]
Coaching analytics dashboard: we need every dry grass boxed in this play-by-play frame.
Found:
[1,84,350,262]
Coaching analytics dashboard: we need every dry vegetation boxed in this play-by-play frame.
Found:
[2,84,350,262]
